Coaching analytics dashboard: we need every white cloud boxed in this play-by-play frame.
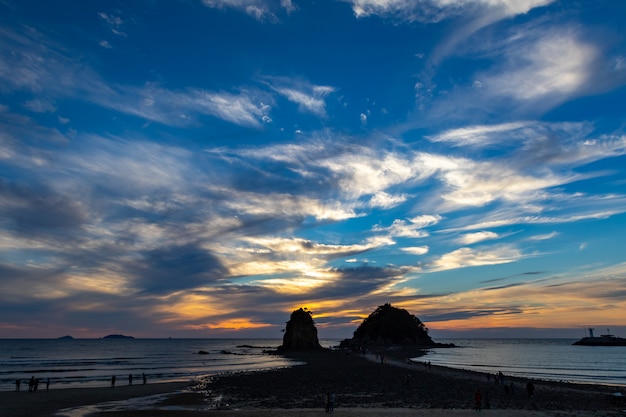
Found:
[373,219,430,238]
[484,30,598,105]
[264,77,335,117]
[408,214,442,228]
[348,0,553,23]
[526,231,558,241]
[321,149,419,198]
[369,191,407,209]
[430,245,522,271]
[427,122,531,147]
[416,152,570,211]
[401,246,429,255]
[457,231,498,245]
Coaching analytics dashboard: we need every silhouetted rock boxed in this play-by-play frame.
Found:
[278,307,322,351]
[198,350,209,355]
[339,303,453,349]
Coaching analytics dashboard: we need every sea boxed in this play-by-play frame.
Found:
[422,338,626,387]
[1,338,625,392]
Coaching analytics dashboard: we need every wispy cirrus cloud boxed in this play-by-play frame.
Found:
[263,76,335,117]
[482,29,599,107]
[0,27,273,128]
[429,245,522,272]
[347,0,553,23]
[98,12,126,36]
[457,231,498,245]
[201,0,296,21]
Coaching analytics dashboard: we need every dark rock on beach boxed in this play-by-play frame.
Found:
[278,307,322,351]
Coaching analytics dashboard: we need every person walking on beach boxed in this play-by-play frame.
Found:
[46,377,50,391]
[324,392,330,413]
[526,381,535,398]
[111,375,116,388]
[129,373,133,385]
[143,373,147,384]
[329,391,335,413]
[15,379,20,392]
[474,389,483,411]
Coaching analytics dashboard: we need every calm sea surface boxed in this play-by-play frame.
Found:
[421,338,626,387]
[0,338,317,391]
[1,338,624,391]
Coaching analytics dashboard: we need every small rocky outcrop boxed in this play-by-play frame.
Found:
[339,303,452,349]
[278,307,322,351]
[102,334,134,339]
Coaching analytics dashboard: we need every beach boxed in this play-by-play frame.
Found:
[1,349,624,417]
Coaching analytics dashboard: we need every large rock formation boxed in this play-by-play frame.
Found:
[340,303,450,349]
[279,307,322,351]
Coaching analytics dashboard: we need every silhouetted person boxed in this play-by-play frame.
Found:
[15,379,20,392]
[329,392,335,413]
[128,373,133,385]
[526,381,535,398]
[474,389,482,411]
[46,377,50,391]
[142,373,147,384]
[111,375,116,388]
[28,376,34,392]
[33,378,39,392]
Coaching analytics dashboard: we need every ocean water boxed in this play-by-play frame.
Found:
[2,338,624,392]
[421,338,626,387]
[0,338,324,392]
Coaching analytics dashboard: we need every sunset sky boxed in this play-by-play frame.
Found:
[1,0,625,339]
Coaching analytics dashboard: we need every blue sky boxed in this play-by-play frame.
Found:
[1,0,625,339]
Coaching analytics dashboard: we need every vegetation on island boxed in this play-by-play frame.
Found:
[340,303,453,349]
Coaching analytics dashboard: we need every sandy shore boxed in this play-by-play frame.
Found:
[1,348,624,417]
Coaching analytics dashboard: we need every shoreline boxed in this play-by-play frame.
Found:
[1,349,624,417]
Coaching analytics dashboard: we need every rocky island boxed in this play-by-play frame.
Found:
[102,334,135,339]
[339,303,454,351]
[277,307,321,351]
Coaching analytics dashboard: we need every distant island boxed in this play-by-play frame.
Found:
[57,335,74,340]
[102,334,135,339]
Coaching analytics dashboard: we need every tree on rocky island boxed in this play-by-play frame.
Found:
[278,307,322,351]
[340,303,451,349]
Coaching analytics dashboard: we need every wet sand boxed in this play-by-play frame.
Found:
[1,349,624,417]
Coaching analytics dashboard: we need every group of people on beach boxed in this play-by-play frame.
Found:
[15,376,50,392]
[473,372,537,411]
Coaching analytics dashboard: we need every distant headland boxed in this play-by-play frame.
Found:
[102,334,135,339]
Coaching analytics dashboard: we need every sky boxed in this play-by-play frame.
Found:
[1,0,626,340]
